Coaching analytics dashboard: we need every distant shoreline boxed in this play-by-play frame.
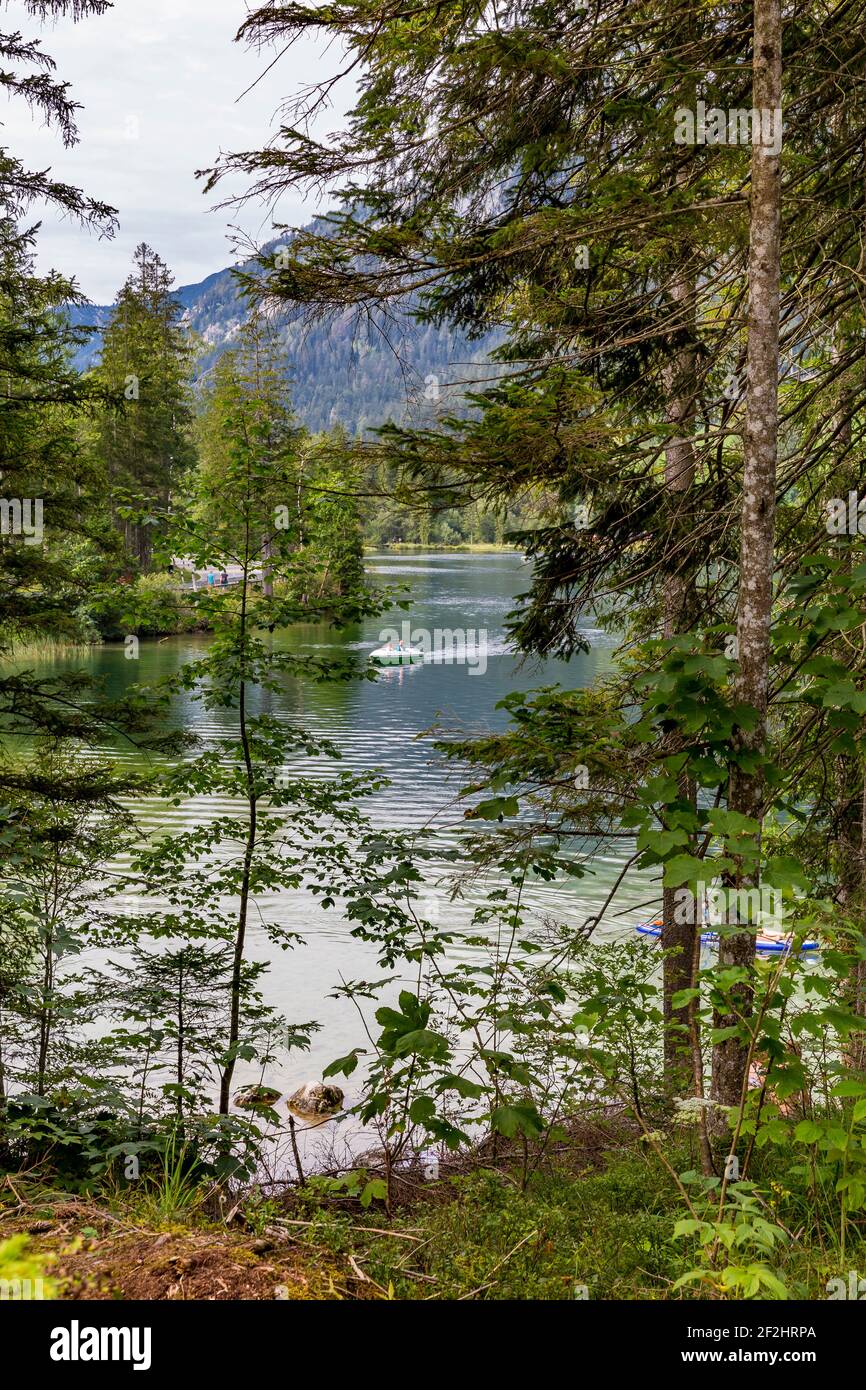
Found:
[364,542,520,554]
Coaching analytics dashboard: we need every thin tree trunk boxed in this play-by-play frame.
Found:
[661,264,699,1090]
[37,934,54,1096]
[830,335,866,1071]
[37,846,60,1096]
[218,530,258,1115]
[176,957,185,1120]
[659,48,701,1093]
[0,998,7,1109]
[711,0,782,1121]
[262,534,274,599]
[839,773,866,1070]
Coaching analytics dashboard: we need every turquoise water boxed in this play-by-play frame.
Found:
[13,551,660,1157]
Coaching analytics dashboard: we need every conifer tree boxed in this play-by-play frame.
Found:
[95,243,195,569]
[0,0,170,786]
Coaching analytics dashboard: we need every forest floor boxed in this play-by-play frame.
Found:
[2,1197,340,1300]
[2,1111,861,1300]
[1,1114,643,1301]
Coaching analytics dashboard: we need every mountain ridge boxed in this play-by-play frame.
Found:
[69,237,501,434]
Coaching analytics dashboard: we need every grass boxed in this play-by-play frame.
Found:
[286,1158,682,1300]
[267,1136,866,1300]
[122,1137,212,1227]
[1,632,96,658]
[5,1120,866,1300]
[0,1234,56,1299]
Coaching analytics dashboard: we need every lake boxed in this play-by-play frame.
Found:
[14,550,660,1163]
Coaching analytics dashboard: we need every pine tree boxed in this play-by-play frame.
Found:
[0,2,169,782]
[95,243,195,570]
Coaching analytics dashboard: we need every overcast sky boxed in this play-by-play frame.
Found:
[3,0,345,301]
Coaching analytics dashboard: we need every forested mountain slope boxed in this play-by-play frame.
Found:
[68,233,501,434]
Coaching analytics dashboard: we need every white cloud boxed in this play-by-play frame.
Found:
[2,0,349,300]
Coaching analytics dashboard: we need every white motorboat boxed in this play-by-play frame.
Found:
[369,643,424,665]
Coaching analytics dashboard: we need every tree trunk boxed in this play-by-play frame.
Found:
[711,0,782,1121]
[661,266,699,1090]
[830,336,866,1072]
[218,537,257,1116]
[838,775,866,1071]
[176,957,185,1120]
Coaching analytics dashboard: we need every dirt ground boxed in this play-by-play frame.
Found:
[3,1200,347,1301]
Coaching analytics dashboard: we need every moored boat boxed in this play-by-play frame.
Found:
[635,918,819,954]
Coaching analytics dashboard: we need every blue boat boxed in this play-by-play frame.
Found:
[635,919,819,954]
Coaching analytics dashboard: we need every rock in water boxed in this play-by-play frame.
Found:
[235,1085,281,1109]
[287,1081,344,1115]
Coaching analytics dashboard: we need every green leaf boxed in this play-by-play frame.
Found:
[662,854,706,889]
[408,1095,437,1125]
[360,1178,388,1208]
[436,1073,487,1100]
[469,795,519,821]
[794,1120,823,1144]
[831,1079,866,1098]
[392,1028,450,1060]
[323,1048,364,1079]
[489,1102,544,1140]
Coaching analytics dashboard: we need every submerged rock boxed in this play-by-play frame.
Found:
[234,1084,281,1110]
[287,1081,344,1116]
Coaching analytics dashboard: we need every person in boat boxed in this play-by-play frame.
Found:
[748,1059,765,1090]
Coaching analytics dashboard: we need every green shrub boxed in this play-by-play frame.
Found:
[363,1162,680,1300]
[86,571,204,640]
[0,1235,55,1300]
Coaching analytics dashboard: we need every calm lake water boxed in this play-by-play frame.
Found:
[17,551,661,1162]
